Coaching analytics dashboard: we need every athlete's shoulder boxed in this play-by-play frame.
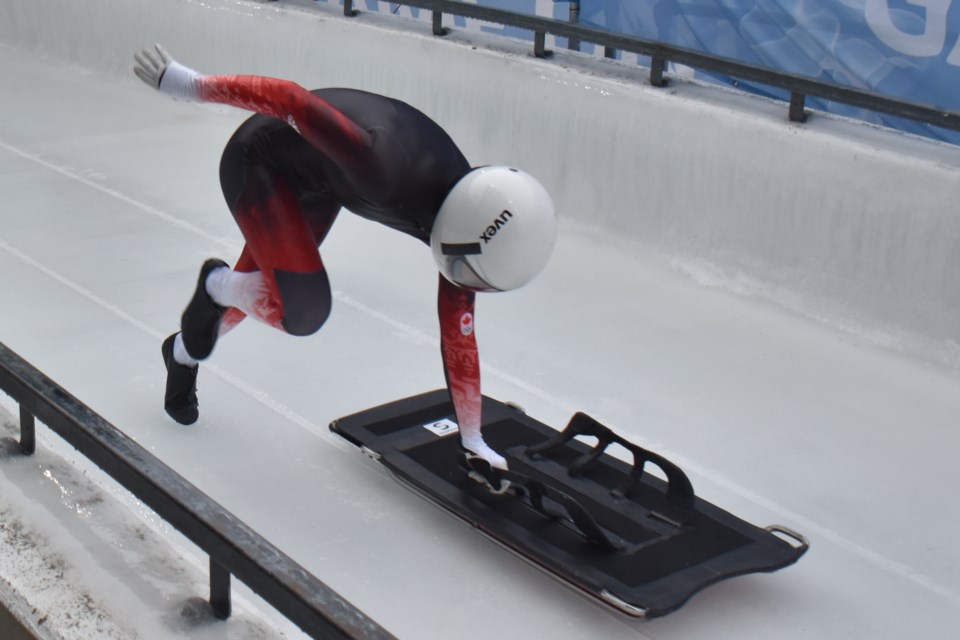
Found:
[310,88,435,122]
[309,87,394,108]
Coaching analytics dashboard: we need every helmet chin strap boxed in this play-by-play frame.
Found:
[441,246,495,290]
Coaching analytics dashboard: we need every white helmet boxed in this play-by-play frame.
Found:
[431,166,557,292]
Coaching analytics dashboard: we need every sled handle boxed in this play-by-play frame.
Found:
[766,525,810,553]
[522,478,624,552]
[527,412,695,516]
[465,455,625,552]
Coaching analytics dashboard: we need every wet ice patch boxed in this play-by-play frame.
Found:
[0,402,290,639]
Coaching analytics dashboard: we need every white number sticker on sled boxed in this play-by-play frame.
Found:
[423,418,459,437]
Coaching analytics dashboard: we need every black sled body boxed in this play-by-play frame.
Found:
[330,390,807,619]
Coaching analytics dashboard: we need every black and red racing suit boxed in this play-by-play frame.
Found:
[192,75,485,441]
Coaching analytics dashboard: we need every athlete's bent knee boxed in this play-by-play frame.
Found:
[283,301,330,336]
[274,269,332,336]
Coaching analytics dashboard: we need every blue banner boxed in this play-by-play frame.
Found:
[327,1,959,143]
[578,1,960,144]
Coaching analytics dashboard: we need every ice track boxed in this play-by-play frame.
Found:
[1,1,959,638]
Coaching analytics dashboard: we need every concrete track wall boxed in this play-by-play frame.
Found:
[2,0,958,354]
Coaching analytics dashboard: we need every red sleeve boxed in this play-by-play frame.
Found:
[197,75,374,172]
[437,274,482,437]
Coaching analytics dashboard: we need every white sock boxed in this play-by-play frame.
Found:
[173,333,198,367]
[204,267,269,315]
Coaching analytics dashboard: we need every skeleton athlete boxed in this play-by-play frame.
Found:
[134,45,557,469]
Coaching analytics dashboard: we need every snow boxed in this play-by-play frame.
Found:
[1,0,959,638]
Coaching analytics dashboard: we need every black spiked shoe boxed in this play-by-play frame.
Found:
[180,258,228,360]
[161,333,199,425]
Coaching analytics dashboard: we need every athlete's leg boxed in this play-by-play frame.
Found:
[172,174,340,353]
[166,251,251,373]
[210,200,339,338]
[202,245,261,339]
[163,119,339,424]
[162,190,338,423]
[178,119,338,351]
[216,164,338,333]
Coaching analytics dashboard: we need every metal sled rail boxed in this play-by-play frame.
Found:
[0,341,395,640]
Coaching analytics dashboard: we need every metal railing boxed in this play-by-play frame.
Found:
[338,0,960,133]
[0,341,395,640]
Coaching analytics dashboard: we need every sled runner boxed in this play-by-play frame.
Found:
[329,390,808,619]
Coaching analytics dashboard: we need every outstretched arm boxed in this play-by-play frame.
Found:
[437,274,506,469]
[133,44,373,173]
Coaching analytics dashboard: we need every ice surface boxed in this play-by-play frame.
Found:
[0,1,959,639]
[0,404,294,640]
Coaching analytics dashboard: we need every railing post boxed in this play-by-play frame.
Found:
[650,56,668,87]
[534,32,554,58]
[19,405,35,455]
[432,10,448,36]
[567,0,581,52]
[789,91,808,122]
[210,558,232,620]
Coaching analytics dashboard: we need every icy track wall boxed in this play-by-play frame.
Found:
[2,0,959,353]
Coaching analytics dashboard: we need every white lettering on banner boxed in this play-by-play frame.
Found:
[865,0,952,58]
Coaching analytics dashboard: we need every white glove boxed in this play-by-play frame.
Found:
[133,44,202,102]
[461,434,508,470]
